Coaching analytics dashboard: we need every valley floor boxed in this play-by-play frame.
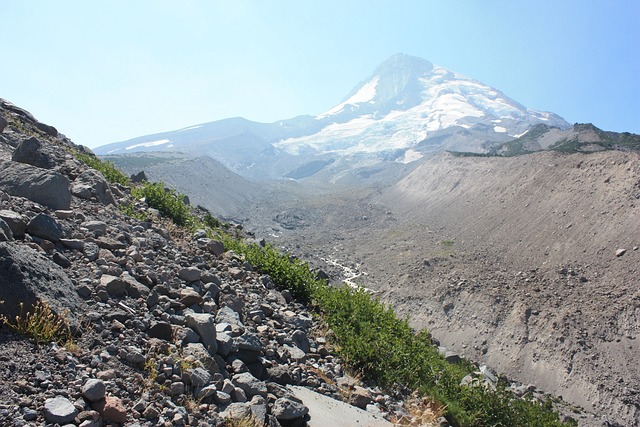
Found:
[242,150,640,427]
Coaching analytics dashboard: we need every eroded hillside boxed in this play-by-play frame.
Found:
[259,151,640,426]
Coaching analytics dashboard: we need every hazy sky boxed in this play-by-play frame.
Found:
[1,1,639,148]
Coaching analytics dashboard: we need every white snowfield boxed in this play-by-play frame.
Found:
[274,65,564,158]
[124,139,171,150]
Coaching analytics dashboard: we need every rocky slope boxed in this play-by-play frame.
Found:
[0,100,430,426]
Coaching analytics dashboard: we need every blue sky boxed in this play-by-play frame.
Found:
[1,1,638,148]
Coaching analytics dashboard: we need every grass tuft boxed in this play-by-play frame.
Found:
[0,300,72,345]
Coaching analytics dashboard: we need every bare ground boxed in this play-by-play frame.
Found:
[245,150,640,426]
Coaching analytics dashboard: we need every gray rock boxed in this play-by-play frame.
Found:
[291,329,311,353]
[206,240,225,257]
[0,159,71,210]
[52,252,71,268]
[120,272,150,298]
[170,381,185,395]
[180,288,203,306]
[148,322,173,340]
[84,242,100,261]
[349,386,372,409]
[267,364,296,385]
[27,213,62,242]
[216,332,234,357]
[0,210,26,239]
[232,372,267,398]
[186,313,218,355]
[71,169,116,205]
[44,396,78,424]
[60,238,85,251]
[0,242,82,323]
[283,344,307,362]
[0,218,13,241]
[0,116,6,133]
[83,220,108,233]
[130,171,148,183]
[82,378,106,402]
[11,137,58,169]
[100,275,126,297]
[616,248,627,257]
[271,397,309,420]
[216,305,244,328]
[234,332,263,352]
[185,367,212,388]
[179,267,201,282]
[220,402,252,420]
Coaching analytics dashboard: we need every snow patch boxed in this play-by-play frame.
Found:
[178,125,202,132]
[318,76,380,118]
[493,126,507,133]
[125,139,170,150]
[398,149,423,164]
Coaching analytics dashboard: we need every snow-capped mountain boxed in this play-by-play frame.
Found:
[274,54,568,158]
[95,53,570,181]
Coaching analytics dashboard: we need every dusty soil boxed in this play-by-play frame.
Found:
[244,150,640,426]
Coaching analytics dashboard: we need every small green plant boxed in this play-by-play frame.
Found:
[0,300,72,344]
[133,181,193,227]
[440,240,455,248]
[74,152,130,185]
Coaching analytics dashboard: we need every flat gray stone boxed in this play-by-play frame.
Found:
[44,396,78,424]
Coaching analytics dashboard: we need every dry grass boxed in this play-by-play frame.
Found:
[0,300,72,345]
[222,415,265,427]
[390,391,446,426]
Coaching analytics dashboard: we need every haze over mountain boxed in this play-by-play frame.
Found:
[95,54,570,181]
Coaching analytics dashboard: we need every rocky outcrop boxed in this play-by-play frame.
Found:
[0,242,83,321]
[11,137,60,169]
[71,169,116,205]
[0,159,71,210]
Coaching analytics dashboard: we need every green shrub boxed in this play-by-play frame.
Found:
[133,181,192,227]
[75,152,130,185]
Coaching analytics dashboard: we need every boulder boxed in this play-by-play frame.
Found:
[71,169,116,205]
[0,159,71,210]
[27,213,63,241]
[130,171,147,183]
[11,137,58,169]
[0,210,27,239]
[0,242,83,322]
[0,116,7,133]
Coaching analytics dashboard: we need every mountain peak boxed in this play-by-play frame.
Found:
[374,53,434,76]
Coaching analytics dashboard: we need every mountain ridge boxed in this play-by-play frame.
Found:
[94,53,571,181]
